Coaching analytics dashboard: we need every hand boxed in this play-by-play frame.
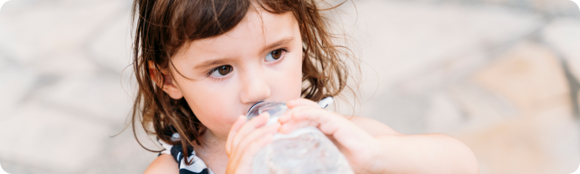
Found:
[225,112,280,174]
[278,98,383,173]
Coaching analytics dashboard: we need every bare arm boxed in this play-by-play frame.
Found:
[351,116,479,173]
[143,154,179,174]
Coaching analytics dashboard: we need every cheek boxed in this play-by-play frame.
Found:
[196,107,237,135]
[289,58,303,96]
[272,52,303,100]
[180,83,239,136]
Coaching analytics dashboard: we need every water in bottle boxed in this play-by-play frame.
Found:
[246,98,354,174]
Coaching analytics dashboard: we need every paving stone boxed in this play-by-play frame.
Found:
[424,82,516,134]
[542,18,580,82]
[474,41,570,115]
[30,51,100,78]
[0,0,129,64]
[0,101,111,173]
[460,105,580,174]
[86,10,133,74]
[371,39,580,172]
[331,1,543,134]
[361,90,432,134]
[1,0,39,15]
[489,0,580,16]
[334,0,543,105]
[28,72,134,125]
[423,92,465,133]
[0,160,61,174]
[0,63,37,118]
[411,0,580,16]
[455,41,580,173]
[81,128,158,174]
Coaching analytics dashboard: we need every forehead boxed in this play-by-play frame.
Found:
[175,6,299,61]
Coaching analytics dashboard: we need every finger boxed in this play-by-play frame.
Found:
[227,133,274,174]
[290,108,374,150]
[279,105,318,123]
[284,107,344,135]
[234,133,274,170]
[228,128,273,171]
[279,120,318,134]
[231,112,270,153]
[287,98,320,109]
[226,115,246,155]
[235,122,280,158]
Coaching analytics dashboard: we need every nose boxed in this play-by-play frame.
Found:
[239,68,271,104]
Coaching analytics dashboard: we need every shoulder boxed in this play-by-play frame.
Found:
[347,116,403,136]
[144,154,180,174]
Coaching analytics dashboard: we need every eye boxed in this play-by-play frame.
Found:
[265,49,286,62]
[209,65,233,77]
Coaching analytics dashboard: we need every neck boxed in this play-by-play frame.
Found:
[195,129,230,174]
[197,129,227,153]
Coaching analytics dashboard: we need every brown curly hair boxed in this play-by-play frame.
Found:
[130,0,356,165]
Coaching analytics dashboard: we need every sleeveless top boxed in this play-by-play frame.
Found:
[158,134,214,174]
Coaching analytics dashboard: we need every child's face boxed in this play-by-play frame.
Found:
[166,7,303,140]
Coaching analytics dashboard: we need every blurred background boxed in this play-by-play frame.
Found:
[0,0,579,173]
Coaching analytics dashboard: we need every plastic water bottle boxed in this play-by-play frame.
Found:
[246,97,354,174]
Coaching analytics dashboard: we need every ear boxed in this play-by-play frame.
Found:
[148,61,184,99]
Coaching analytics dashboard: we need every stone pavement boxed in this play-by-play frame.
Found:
[0,0,579,173]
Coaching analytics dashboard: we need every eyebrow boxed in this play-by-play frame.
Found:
[261,36,294,53]
[194,37,294,69]
[195,58,236,69]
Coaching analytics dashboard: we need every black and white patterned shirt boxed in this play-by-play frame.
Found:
[159,136,213,174]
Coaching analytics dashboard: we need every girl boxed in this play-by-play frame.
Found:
[130,0,479,173]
